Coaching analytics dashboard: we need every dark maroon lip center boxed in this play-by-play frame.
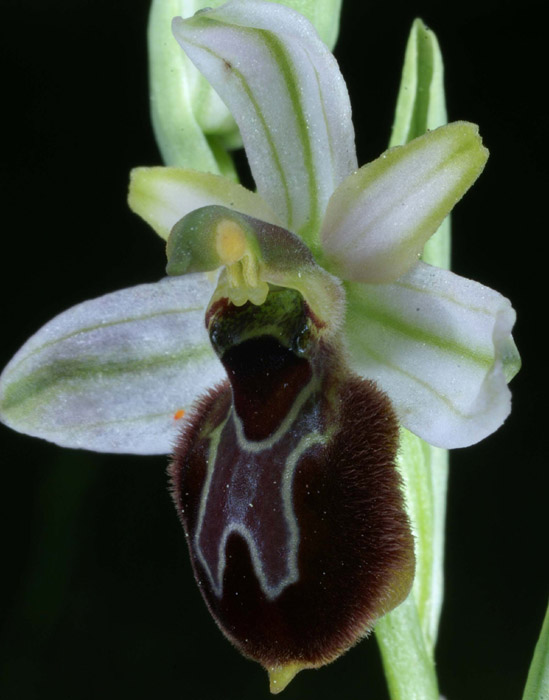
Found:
[222,335,312,442]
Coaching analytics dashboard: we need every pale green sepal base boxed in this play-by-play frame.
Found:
[523,599,549,700]
[376,595,439,700]
[423,216,450,271]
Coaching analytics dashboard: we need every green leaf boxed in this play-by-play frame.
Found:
[148,0,240,174]
[396,428,448,657]
[390,18,447,148]
[390,18,450,270]
[376,595,440,700]
[523,600,549,700]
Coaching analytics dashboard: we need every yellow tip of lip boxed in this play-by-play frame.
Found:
[268,663,303,694]
[215,219,247,265]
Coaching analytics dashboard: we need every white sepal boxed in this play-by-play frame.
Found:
[344,262,519,448]
[172,0,356,249]
[0,275,225,454]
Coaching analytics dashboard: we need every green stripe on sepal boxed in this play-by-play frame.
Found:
[344,261,517,449]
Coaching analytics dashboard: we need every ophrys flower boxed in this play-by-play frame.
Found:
[0,0,519,692]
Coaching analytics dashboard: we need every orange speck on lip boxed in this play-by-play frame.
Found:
[173,409,186,421]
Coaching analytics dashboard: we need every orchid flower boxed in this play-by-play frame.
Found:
[0,0,519,694]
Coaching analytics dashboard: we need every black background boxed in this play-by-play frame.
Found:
[1,1,546,699]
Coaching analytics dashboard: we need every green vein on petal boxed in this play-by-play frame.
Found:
[1,344,212,423]
[344,318,476,419]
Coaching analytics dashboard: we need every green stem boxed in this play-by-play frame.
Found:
[376,596,439,700]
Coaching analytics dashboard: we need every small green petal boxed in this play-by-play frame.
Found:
[321,122,488,284]
[128,166,281,240]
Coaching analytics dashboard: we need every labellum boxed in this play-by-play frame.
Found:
[167,206,415,692]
